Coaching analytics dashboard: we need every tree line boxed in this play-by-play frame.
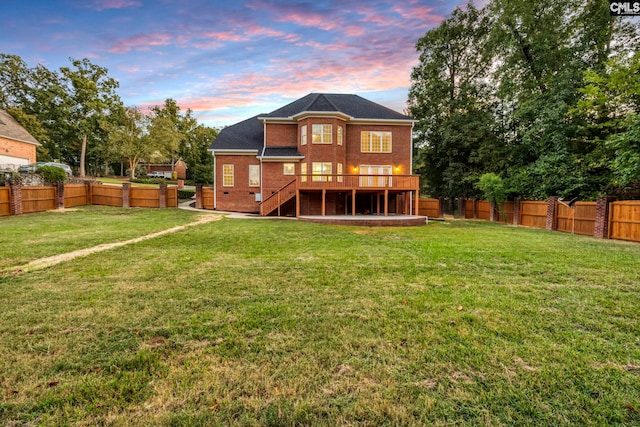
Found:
[0,55,217,181]
[408,0,640,201]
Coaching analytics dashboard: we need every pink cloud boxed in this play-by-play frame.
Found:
[92,0,141,11]
[108,32,173,53]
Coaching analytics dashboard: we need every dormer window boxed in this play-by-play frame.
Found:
[312,124,332,144]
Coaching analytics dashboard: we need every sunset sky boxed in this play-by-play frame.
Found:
[3,0,462,128]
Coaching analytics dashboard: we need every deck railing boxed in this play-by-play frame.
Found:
[260,174,420,216]
[297,174,419,191]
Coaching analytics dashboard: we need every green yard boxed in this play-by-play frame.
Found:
[1,207,639,426]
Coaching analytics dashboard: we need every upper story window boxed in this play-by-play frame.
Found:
[337,126,343,146]
[223,164,234,187]
[312,124,332,144]
[249,164,260,187]
[361,131,392,153]
[301,125,307,145]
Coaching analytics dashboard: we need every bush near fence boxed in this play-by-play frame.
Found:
[462,197,639,243]
[0,182,178,216]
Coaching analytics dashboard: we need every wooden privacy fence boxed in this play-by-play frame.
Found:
[462,197,640,243]
[418,198,440,217]
[202,187,214,210]
[1,182,178,216]
[64,184,88,208]
[22,186,56,214]
[609,201,640,243]
[0,187,10,216]
[91,184,123,207]
[519,201,547,229]
[556,201,596,236]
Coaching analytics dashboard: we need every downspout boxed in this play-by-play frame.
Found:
[261,120,266,203]
[212,151,217,210]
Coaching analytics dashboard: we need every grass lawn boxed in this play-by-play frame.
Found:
[1,209,639,426]
[0,206,201,270]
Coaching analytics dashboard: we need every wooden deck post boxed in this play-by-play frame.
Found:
[352,189,356,216]
[296,189,300,217]
[384,189,388,216]
[321,189,326,216]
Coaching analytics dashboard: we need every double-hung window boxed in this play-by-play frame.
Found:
[300,125,307,145]
[312,124,332,144]
[312,162,332,182]
[223,164,234,186]
[249,164,260,187]
[337,126,343,146]
[283,163,295,175]
[361,131,392,153]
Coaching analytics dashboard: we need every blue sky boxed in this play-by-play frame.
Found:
[3,0,462,128]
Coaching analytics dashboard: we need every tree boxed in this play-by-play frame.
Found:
[59,58,122,177]
[409,3,497,202]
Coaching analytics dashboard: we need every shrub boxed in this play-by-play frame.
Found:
[178,189,195,200]
[38,165,67,183]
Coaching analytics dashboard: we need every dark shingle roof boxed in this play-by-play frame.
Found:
[0,109,40,145]
[263,93,411,120]
[262,147,303,158]
[210,115,264,151]
[209,93,412,151]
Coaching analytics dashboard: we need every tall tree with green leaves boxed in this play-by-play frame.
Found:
[59,58,122,177]
[408,3,498,200]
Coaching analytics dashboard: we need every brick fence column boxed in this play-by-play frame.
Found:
[489,201,496,222]
[55,182,65,209]
[473,199,478,219]
[122,183,130,208]
[195,184,203,209]
[594,196,614,239]
[512,199,521,226]
[8,180,23,215]
[546,196,559,231]
[158,183,167,208]
[438,197,445,218]
[457,197,466,218]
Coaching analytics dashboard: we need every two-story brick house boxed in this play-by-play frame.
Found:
[208,93,419,217]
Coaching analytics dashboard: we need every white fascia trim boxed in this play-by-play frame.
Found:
[210,149,260,155]
[290,111,353,121]
[257,156,304,162]
[258,117,296,124]
[349,118,417,125]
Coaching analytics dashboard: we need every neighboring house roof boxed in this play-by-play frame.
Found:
[210,93,413,152]
[0,109,41,146]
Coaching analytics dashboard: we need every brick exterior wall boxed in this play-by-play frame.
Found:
[593,196,614,239]
[122,183,130,208]
[215,154,261,212]
[265,123,297,147]
[8,180,22,215]
[546,196,559,230]
[213,118,414,214]
[0,136,37,164]
[512,199,521,226]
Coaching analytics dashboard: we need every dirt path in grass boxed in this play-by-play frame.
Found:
[10,214,222,275]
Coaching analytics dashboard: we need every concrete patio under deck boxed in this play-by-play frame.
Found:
[298,214,428,226]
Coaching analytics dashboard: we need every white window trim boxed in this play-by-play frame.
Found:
[301,125,307,145]
[223,164,234,187]
[283,163,295,175]
[249,164,260,187]
[361,131,392,153]
[312,124,332,144]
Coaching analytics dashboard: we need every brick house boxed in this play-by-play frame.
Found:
[0,109,40,169]
[208,93,419,217]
